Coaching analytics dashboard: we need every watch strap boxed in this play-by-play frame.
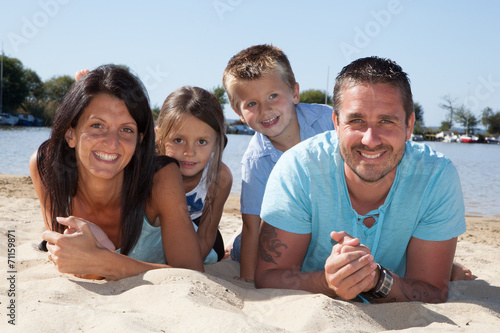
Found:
[360,264,393,301]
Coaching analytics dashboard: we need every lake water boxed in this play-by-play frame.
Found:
[1,127,498,217]
[0,126,252,195]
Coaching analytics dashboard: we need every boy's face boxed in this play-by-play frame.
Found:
[230,72,300,146]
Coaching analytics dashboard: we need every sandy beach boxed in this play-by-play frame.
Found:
[0,174,499,332]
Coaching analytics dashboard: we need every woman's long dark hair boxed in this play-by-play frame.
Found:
[37,64,155,255]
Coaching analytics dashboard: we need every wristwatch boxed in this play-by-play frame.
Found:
[360,264,393,300]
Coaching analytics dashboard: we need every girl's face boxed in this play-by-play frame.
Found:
[65,93,139,181]
[162,115,218,179]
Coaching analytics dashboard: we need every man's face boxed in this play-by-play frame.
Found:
[333,83,414,183]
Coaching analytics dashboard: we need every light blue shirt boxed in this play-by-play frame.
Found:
[120,216,166,264]
[120,215,218,265]
[261,131,466,276]
[240,103,334,215]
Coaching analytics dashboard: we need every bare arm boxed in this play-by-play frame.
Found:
[327,233,457,303]
[255,222,335,295]
[196,163,232,259]
[149,163,204,272]
[43,217,169,280]
[29,151,51,230]
[238,213,261,281]
[374,237,457,303]
[256,225,379,298]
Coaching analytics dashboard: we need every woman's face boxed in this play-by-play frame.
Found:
[65,93,140,181]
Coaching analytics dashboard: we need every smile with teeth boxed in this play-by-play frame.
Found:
[261,116,279,126]
[94,151,119,161]
[181,161,197,168]
[360,151,383,159]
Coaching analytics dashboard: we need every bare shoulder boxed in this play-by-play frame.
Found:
[148,162,185,213]
[219,162,233,190]
[151,162,184,197]
[29,150,44,194]
[29,150,39,177]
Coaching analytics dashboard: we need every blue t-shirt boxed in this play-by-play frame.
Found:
[240,103,334,215]
[261,131,466,277]
[119,216,166,264]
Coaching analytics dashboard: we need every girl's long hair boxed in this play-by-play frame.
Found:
[37,64,155,255]
[155,86,227,220]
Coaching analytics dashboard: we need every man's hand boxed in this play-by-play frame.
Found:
[324,231,378,299]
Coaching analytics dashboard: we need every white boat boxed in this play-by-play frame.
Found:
[0,113,19,126]
[436,131,459,143]
[410,134,424,141]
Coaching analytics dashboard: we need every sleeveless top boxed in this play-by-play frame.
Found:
[186,165,218,264]
[118,216,166,264]
[186,166,209,220]
[119,164,217,264]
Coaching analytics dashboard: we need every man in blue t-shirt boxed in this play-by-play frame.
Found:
[256,56,467,303]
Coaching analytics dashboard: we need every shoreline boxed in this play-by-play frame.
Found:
[1,173,499,332]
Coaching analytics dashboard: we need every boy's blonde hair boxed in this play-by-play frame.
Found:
[222,44,296,113]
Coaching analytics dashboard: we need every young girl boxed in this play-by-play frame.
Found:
[156,86,232,264]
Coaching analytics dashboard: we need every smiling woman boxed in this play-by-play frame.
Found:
[29,65,203,280]
[64,94,139,182]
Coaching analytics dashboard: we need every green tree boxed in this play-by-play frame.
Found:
[439,120,452,132]
[413,102,425,134]
[454,106,478,135]
[20,69,46,120]
[481,107,500,134]
[1,55,30,113]
[43,75,75,124]
[414,102,424,122]
[151,105,160,121]
[299,89,332,105]
[439,95,458,128]
[211,85,229,109]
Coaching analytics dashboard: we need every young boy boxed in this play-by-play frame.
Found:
[222,44,334,281]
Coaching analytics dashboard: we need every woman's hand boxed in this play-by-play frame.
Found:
[43,216,109,277]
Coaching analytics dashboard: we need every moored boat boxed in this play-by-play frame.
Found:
[17,114,42,126]
[0,113,19,126]
[459,135,479,143]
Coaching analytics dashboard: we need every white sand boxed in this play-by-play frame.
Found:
[1,174,499,332]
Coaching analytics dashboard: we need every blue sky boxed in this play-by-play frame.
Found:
[1,0,499,127]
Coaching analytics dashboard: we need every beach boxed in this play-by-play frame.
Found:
[0,174,499,332]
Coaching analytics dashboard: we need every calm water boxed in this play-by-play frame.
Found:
[1,127,498,217]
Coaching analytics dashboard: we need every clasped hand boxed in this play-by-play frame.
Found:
[42,216,113,279]
[324,231,378,300]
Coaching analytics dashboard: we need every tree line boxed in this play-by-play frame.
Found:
[439,94,500,135]
[1,55,74,125]
[1,55,498,134]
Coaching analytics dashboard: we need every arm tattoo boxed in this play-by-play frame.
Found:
[399,279,443,302]
[258,224,288,265]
